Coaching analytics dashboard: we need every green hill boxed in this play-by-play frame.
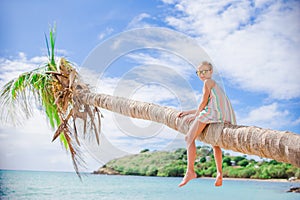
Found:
[93,146,300,180]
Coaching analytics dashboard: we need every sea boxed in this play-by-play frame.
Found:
[0,170,299,200]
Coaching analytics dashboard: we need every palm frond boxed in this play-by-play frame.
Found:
[45,24,57,71]
[44,33,51,61]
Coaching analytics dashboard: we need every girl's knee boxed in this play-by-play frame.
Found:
[213,146,221,150]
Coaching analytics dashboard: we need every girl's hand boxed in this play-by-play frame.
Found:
[186,115,197,123]
[177,111,189,118]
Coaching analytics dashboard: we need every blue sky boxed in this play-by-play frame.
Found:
[0,0,299,172]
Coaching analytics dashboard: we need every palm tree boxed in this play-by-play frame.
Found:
[1,28,299,177]
[0,28,102,178]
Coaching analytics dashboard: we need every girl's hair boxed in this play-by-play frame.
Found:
[201,61,213,70]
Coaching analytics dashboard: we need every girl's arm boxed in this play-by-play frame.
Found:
[195,79,214,116]
[177,109,196,117]
[177,79,214,118]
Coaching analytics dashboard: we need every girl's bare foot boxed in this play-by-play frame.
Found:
[178,171,197,187]
[214,173,223,187]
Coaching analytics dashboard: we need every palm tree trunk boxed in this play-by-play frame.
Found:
[78,92,300,168]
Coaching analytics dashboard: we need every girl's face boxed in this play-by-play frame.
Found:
[196,64,213,81]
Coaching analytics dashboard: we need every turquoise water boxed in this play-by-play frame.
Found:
[0,170,299,200]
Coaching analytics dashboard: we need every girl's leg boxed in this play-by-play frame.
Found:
[179,121,207,187]
[213,146,223,186]
[178,140,197,187]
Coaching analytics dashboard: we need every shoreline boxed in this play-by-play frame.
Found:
[93,167,300,183]
[92,172,300,183]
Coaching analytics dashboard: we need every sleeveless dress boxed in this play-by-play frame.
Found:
[197,82,236,125]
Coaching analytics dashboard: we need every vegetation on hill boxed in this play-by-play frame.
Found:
[94,146,300,180]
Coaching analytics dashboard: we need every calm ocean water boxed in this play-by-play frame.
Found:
[0,170,299,200]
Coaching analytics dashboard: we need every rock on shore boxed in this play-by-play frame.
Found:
[93,166,120,175]
[287,187,300,193]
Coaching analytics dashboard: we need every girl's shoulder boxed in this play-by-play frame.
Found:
[204,79,216,89]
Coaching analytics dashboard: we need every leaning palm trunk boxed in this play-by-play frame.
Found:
[79,92,300,168]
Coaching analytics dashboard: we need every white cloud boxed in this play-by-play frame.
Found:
[162,0,300,100]
[126,13,153,29]
[0,52,69,88]
[98,27,114,40]
[122,52,205,108]
[0,53,47,86]
[237,102,292,130]
[161,0,176,4]
[83,47,202,109]
[0,108,75,172]
[126,52,194,80]
[254,0,273,8]
[165,0,251,40]
[292,117,300,126]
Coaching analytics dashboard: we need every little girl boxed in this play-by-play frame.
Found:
[177,61,236,187]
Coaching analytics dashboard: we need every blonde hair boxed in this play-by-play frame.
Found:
[200,61,213,70]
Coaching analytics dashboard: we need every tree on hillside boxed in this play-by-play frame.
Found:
[1,28,299,176]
